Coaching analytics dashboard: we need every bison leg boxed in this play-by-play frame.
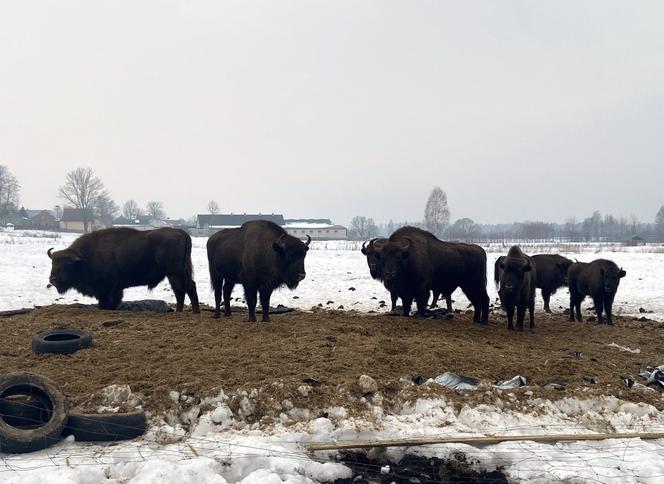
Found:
[212,279,222,319]
[167,275,186,312]
[506,304,515,330]
[244,285,258,323]
[429,291,440,309]
[98,290,122,310]
[222,281,234,317]
[415,293,428,317]
[465,288,488,324]
[542,290,552,313]
[516,304,526,331]
[529,298,536,328]
[390,291,398,313]
[259,288,273,322]
[185,278,200,314]
[401,296,413,317]
[445,295,453,313]
[593,296,604,323]
[604,295,614,325]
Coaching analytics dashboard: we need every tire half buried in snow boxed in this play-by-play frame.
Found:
[62,410,147,442]
[0,373,69,453]
[32,329,92,355]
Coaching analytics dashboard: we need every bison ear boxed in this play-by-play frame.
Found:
[619,268,626,278]
[272,242,285,254]
[361,247,368,255]
[523,263,532,272]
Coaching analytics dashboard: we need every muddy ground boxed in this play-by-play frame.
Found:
[1,304,663,419]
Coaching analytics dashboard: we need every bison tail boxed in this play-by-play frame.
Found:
[184,232,194,279]
[493,259,501,289]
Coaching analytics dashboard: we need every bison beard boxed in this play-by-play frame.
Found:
[47,228,200,312]
[207,220,311,322]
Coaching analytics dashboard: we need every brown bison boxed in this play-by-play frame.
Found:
[47,227,200,312]
[497,246,536,330]
[378,226,489,322]
[361,238,452,313]
[568,259,626,324]
[531,254,574,313]
[207,220,310,322]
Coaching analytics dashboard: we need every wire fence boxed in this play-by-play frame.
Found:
[3,398,664,482]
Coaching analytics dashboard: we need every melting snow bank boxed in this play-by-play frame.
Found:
[2,395,664,483]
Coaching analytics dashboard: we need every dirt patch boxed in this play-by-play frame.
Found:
[1,305,663,417]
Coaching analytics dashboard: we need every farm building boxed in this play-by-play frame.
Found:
[194,214,347,239]
[59,208,96,232]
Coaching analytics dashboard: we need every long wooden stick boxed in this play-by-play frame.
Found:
[306,432,664,452]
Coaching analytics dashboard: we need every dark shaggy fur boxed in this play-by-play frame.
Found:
[48,227,199,312]
[207,220,310,322]
[568,259,626,325]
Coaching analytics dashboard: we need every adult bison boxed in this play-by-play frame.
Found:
[47,227,200,312]
[379,227,489,322]
[497,246,536,330]
[568,259,626,325]
[531,254,574,313]
[361,238,452,313]
[207,220,310,322]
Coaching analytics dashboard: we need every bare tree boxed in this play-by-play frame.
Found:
[349,216,378,239]
[449,218,480,241]
[146,201,165,221]
[58,167,104,232]
[122,200,142,220]
[0,165,20,224]
[95,191,119,226]
[207,200,220,214]
[656,205,664,241]
[424,187,450,237]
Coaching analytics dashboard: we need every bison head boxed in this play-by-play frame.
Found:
[381,237,412,283]
[47,247,83,294]
[556,257,574,286]
[273,234,311,289]
[361,238,387,279]
[499,258,532,295]
[600,265,626,294]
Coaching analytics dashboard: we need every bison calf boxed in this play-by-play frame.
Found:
[207,220,310,322]
[568,259,626,324]
[47,227,200,312]
[497,246,536,330]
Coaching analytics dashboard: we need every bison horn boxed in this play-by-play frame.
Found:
[47,248,54,259]
[304,234,311,247]
[401,236,412,250]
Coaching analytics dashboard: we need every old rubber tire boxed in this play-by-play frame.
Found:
[62,410,147,442]
[32,329,92,355]
[0,395,51,429]
[0,373,69,454]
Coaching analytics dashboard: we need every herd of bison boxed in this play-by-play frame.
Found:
[46,220,626,330]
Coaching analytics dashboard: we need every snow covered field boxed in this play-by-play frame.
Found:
[2,230,664,483]
[1,230,663,321]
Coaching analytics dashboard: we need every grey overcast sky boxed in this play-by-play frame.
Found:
[1,1,663,225]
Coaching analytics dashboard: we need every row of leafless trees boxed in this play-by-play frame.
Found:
[58,168,169,232]
[350,186,664,243]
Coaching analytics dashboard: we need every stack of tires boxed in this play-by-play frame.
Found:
[0,373,146,454]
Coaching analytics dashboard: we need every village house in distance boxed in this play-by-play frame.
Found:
[195,213,348,240]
